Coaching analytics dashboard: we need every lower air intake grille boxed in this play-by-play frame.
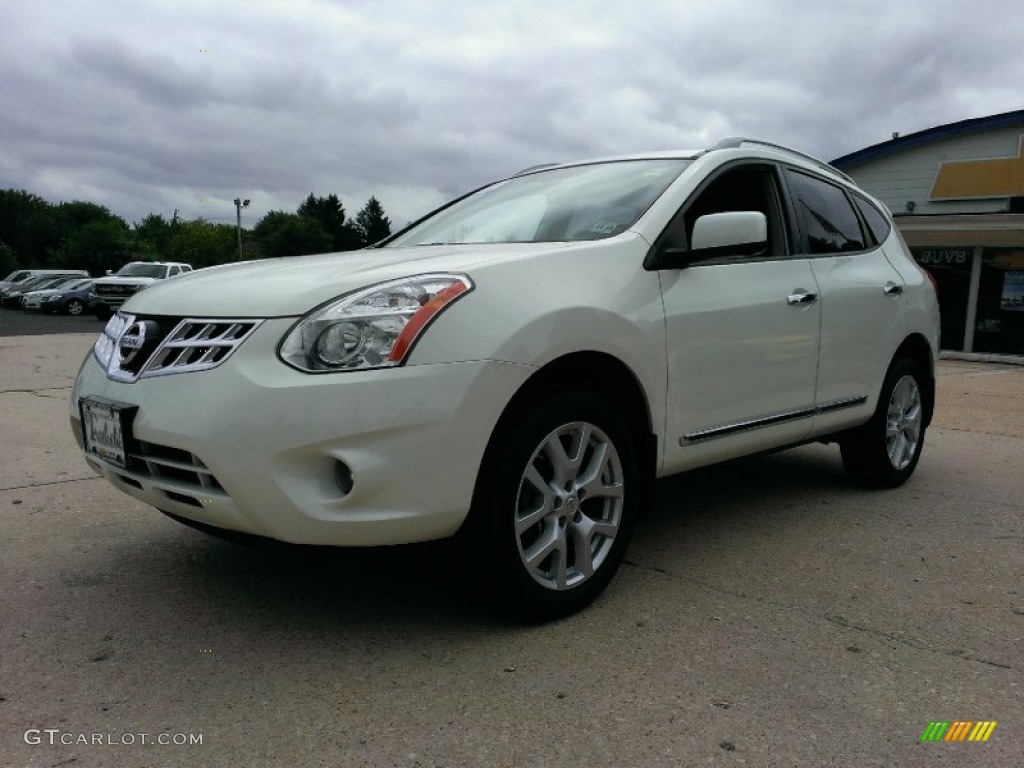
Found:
[128,441,225,492]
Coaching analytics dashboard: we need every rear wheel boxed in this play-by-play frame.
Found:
[841,358,927,488]
[463,391,637,620]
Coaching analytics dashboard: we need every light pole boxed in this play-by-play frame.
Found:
[234,198,250,259]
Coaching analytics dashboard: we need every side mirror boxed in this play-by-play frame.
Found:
[105,269,113,276]
[651,211,768,269]
[691,211,767,253]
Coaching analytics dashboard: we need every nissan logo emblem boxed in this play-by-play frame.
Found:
[117,321,154,364]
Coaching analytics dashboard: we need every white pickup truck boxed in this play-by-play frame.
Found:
[91,262,193,319]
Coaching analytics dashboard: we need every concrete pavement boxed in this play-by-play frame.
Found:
[1,334,1021,767]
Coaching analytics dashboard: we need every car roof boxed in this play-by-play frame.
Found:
[519,138,852,187]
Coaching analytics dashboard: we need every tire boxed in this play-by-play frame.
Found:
[461,391,637,621]
[66,299,84,316]
[840,358,927,488]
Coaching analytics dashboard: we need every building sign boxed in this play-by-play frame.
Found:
[931,136,1024,200]
[916,248,969,266]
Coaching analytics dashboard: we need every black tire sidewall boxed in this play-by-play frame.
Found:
[842,358,927,488]
[466,391,638,620]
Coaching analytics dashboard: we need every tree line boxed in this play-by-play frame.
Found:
[0,189,393,277]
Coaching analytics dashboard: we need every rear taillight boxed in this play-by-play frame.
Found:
[920,265,938,294]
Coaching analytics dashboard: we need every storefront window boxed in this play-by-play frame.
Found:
[913,248,971,351]
[975,249,1024,354]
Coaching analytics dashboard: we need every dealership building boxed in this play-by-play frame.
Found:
[832,109,1024,356]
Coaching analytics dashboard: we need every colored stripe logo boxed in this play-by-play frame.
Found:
[920,721,997,742]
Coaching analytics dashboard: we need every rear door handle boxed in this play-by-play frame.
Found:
[786,291,818,306]
[883,282,903,296]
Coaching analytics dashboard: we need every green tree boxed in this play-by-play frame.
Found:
[253,211,332,259]
[0,241,19,276]
[297,193,361,251]
[165,219,237,269]
[354,196,392,247]
[54,218,131,276]
[133,213,176,258]
[0,189,59,266]
[47,201,131,274]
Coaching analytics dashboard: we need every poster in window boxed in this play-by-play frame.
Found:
[1001,271,1024,312]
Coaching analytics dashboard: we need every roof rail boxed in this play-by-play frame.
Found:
[710,137,854,183]
[513,163,560,176]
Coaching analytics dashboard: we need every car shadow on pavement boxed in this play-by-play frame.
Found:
[85,443,863,639]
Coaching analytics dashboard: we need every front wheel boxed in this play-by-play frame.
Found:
[841,358,928,488]
[65,299,85,315]
[462,391,637,620]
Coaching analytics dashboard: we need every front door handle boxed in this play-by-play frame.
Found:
[786,291,818,306]
[883,282,903,296]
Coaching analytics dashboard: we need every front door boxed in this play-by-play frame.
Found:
[657,163,821,473]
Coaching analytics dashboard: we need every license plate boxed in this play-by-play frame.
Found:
[81,399,135,468]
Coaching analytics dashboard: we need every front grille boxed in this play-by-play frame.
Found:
[94,312,262,382]
[95,283,139,297]
[143,320,259,377]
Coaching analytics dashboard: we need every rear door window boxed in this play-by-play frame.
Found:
[785,170,866,254]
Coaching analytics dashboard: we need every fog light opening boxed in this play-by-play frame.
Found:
[334,460,354,496]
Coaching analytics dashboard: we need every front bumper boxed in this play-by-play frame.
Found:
[71,318,532,546]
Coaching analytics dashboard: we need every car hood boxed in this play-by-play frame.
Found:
[95,276,159,285]
[123,243,581,317]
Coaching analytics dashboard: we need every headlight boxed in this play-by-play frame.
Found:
[278,273,473,372]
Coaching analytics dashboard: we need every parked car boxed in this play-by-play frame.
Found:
[71,138,939,619]
[2,276,84,308]
[0,268,88,294]
[22,279,94,313]
[91,262,193,319]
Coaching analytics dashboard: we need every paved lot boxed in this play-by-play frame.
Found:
[0,306,102,337]
[1,334,1021,767]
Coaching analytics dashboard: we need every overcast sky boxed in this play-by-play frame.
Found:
[2,0,1022,229]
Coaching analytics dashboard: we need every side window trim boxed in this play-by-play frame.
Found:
[644,160,796,269]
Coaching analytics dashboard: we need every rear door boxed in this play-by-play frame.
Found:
[782,169,907,435]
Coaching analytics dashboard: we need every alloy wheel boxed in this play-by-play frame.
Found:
[885,374,922,470]
[514,421,624,590]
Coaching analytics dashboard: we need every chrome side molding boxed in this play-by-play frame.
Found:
[681,396,868,444]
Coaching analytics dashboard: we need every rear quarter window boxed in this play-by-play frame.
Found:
[852,193,892,245]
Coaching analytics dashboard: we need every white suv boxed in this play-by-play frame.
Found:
[71,139,939,619]
[91,261,193,319]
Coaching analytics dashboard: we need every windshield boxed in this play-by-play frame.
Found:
[117,263,168,278]
[27,277,69,291]
[387,159,690,247]
[58,278,92,291]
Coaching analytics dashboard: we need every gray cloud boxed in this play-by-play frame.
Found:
[2,0,1022,229]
